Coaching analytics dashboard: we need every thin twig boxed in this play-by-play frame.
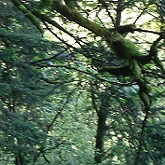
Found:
[133,1,152,24]
[144,143,159,165]
[134,111,149,165]
[46,89,76,133]
[98,0,115,25]
[134,28,162,35]
[35,63,134,86]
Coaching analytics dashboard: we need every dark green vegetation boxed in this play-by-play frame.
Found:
[1,0,165,164]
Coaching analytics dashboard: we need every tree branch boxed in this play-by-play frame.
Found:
[134,112,149,165]
[11,0,43,33]
[98,0,115,25]
[115,0,123,25]
[98,65,131,75]
[34,63,133,86]
[52,0,107,36]
[149,36,165,74]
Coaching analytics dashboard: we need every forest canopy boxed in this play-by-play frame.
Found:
[0,0,165,164]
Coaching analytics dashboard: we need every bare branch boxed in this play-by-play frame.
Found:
[98,0,115,25]
[133,2,151,24]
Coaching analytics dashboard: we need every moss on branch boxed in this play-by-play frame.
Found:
[131,60,151,110]
[53,0,107,36]
[149,37,165,74]
[11,0,153,111]
[11,0,153,66]
[109,24,136,36]
[98,65,131,75]
[31,10,74,38]
[108,33,141,59]
[11,0,43,33]
[64,0,75,9]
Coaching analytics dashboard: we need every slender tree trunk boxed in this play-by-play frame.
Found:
[15,153,24,165]
[91,84,108,164]
[94,109,106,164]
[14,139,24,165]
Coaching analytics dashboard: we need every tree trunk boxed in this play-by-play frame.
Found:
[94,109,106,164]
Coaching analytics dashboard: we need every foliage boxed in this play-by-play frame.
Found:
[1,0,165,164]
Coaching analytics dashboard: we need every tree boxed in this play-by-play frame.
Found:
[1,0,165,164]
